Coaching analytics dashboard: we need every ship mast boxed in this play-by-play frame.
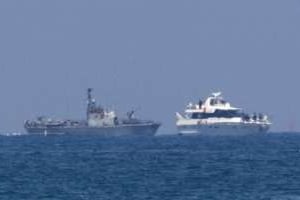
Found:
[87,88,93,120]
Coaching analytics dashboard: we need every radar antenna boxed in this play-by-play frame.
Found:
[212,92,222,97]
[87,88,93,103]
[127,110,135,119]
[87,88,94,119]
[126,107,140,119]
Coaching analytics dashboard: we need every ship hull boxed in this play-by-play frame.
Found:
[25,123,160,136]
[177,123,270,135]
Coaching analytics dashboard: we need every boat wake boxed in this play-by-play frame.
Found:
[0,132,25,137]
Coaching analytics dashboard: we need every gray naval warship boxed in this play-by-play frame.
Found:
[24,88,161,135]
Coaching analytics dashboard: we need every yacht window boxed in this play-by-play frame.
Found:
[220,100,226,104]
[191,113,202,119]
[199,110,243,119]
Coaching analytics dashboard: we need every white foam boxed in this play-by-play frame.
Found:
[0,132,25,136]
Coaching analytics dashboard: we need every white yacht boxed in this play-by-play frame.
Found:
[176,92,271,135]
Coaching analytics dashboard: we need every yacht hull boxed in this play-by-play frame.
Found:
[177,123,270,135]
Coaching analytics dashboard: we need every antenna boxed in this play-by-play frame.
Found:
[87,88,93,103]
[87,88,93,120]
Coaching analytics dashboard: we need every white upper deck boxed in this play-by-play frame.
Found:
[185,92,240,114]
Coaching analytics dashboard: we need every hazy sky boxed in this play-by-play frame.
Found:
[0,1,299,133]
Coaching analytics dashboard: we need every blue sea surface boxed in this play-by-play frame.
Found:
[1,133,300,200]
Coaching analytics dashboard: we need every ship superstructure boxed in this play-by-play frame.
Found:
[176,92,271,135]
[24,88,160,135]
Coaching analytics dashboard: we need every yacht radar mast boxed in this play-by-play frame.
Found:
[212,92,222,98]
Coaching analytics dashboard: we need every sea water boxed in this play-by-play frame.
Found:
[0,133,300,200]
